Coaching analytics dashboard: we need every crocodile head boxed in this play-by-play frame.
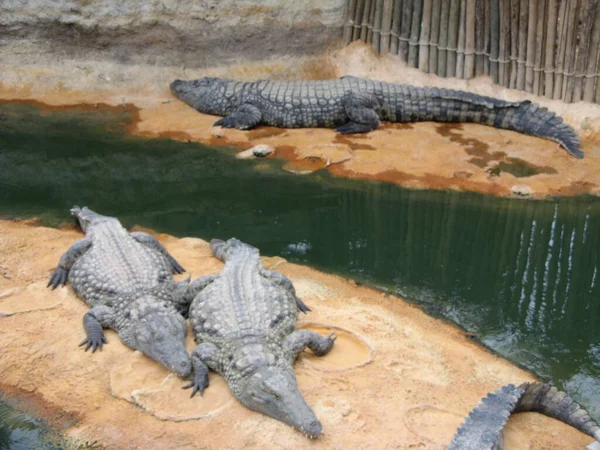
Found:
[170,77,238,116]
[239,366,322,438]
[131,302,191,377]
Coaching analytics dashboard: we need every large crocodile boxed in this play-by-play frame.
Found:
[447,382,600,449]
[170,76,582,158]
[48,206,192,377]
[184,238,334,438]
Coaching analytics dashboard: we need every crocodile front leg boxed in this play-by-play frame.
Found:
[214,103,262,130]
[183,342,218,397]
[48,238,92,289]
[172,276,192,317]
[259,268,311,313]
[130,231,185,274]
[80,305,115,352]
[284,330,336,362]
[336,92,380,134]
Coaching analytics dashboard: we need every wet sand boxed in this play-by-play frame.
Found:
[0,220,596,449]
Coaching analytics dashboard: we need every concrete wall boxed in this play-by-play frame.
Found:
[0,0,346,67]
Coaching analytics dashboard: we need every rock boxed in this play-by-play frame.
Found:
[236,145,274,159]
[511,184,533,197]
[251,144,274,158]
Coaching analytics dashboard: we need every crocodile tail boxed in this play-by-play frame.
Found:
[446,384,524,450]
[446,382,600,450]
[410,88,583,158]
[70,205,104,225]
[210,239,230,262]
[514,382,600,438]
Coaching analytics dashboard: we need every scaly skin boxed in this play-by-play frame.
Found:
[48,206,192,377]
[185,238,334,438]
[170,76,583,158]
[447,382,600,449]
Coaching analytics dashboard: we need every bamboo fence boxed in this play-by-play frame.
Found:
[342,0,600,103]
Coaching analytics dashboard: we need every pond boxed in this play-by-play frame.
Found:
[1,100,599,431]
[0,401,60,450]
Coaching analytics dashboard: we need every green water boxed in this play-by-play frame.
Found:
[1,102,599,427]
[0,401,59,450]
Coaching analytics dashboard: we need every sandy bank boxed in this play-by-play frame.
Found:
[1,42,600,199]
[0,219,595,449]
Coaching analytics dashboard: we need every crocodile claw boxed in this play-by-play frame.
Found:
[182,373,210,398]
[79,335,107,353]
[168,255,185,274]
[47,267,68,290]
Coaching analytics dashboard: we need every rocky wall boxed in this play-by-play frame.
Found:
[0,0,346,67]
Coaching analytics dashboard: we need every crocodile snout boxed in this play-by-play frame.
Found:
[170,79,184,94]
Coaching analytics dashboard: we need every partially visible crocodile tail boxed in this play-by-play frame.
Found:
[446,382,600,450]
[404,88,583,158]
[210,239,230,262]
[70,205,105,231]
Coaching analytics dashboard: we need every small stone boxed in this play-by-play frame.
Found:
[236,144,274,159]
[511,184,533,197]
[251,144,274,158]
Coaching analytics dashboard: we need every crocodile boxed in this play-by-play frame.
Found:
[184,238,334,438]
[447,382,600,449]
[48,206,192,377]
[170,76,583,159]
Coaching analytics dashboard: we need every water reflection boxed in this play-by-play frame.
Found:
[0,101,599,420]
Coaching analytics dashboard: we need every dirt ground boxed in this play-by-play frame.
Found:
[1,42,600,198]
[0,219,596,449]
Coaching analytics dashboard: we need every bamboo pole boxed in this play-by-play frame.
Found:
[561,0,580,102]
[389,0,403,54]
[499,0,511,86]
[456,0,467,78]
[379,0,394,54]
[366,0,378,45]
[552,0,569,99]
[475,0,485,76]
[408,0,424,67]
[573,0,597,102]
[399,0,413,61]
[438,0,450,76]
[516,0,528,90]
[343,0,358,45]
[447,0,460,76]
[360,0,372,42]
[429,0,441,74]
[544,0,558,98]
[584,0,600,101]
[524,0,538,92]
[483,0,491,74]
[490,0,500,83]
[352,0,366,41]
[464,0,476,78]
[372,0,384,52]
[533,0,547,95]
[419,0,433,71]
[509,0,519,89]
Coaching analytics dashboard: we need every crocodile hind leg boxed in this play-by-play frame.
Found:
[130,231,185,274]
[336,92,380,134]
[214,103,262,130]
[47,238,92,289]
[80,305,115,352]
[183,342,218,397]
[259,268,311,313]
[284,330,336,362]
